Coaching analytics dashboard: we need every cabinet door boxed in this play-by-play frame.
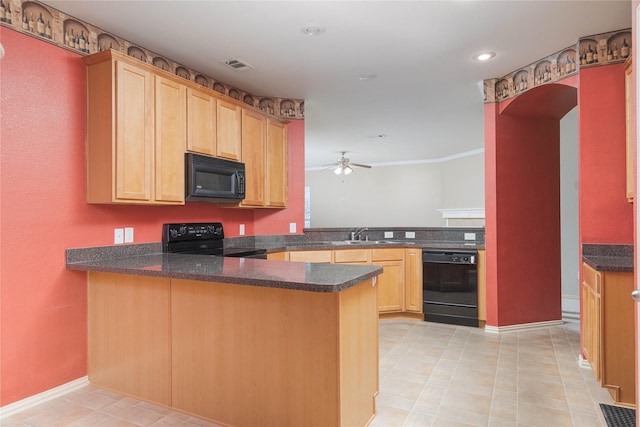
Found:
[477,250,486,322]
[155,77,186,203]
[404,248,422,313]
[266,120,288,207]
[375,260,404,312]
[115,60,154,201]
[241,109,266,206]
[186,88,216,156]
[216,100,242,160]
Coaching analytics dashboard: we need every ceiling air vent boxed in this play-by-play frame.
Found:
[222,58,254,72]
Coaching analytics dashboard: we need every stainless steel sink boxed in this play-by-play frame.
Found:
[329,240,406,245]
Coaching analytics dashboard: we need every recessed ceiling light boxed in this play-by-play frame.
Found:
[301,24,326,36]
[358,73,377,81]
[473,51,496,61]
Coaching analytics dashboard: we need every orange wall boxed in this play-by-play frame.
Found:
[0,28,305,405]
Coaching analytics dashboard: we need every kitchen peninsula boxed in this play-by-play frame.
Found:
[66,248,382,427]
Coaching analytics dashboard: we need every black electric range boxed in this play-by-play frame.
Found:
[162,222,267,259]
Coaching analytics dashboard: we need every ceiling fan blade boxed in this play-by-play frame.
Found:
[350,162,372,169]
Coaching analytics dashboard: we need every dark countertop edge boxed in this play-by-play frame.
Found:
[66,257,383,293]
[582,255,634,273]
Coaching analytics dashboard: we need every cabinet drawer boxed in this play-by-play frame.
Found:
[582,263,601,294]
[334,249,370,263]
[372,248,404,261]
[288,250,332,263]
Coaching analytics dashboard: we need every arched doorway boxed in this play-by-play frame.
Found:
[484,79,578,328]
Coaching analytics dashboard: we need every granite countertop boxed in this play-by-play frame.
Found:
[582,243,634,273]
[260,240,484,252]
[66,251,382,293]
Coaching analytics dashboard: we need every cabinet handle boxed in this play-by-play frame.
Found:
[632,289,640,302]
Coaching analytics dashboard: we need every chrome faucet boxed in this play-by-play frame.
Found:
[351,227,368,241]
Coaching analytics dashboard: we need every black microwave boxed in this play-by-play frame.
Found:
[185,153,246,203]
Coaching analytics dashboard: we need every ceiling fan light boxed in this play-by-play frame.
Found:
[343,166,353,175]
[334,166,342,175]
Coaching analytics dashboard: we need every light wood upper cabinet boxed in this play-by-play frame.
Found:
[240,109,267,206]
[155,77,187,203]
[186,88,216,156]
[216,100,242,160]
[84,50,185,205]
[624,56,634,203]
[266,120,288,207]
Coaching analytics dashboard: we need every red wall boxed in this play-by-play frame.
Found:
[485,96,565,326]
[579,63,633,244]
[0,28,305,406]
[485,64,632,328]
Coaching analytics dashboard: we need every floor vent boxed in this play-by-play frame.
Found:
[600,403,635,427]
[222,58,254,72]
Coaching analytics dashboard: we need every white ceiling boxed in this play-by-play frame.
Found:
[43,0,632,169]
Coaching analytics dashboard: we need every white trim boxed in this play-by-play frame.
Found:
[0,376,89,419]
[305,148,485,171]
[578,354,592,369]
[562,296,580,322]
[484,319,565,334]
[437,208,485,219]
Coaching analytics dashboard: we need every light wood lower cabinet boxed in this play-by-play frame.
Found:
[581,263,635,406]
[404,248,423,313]
[287,248,422,315]
[477,250,486,325]
[88,272,378,427]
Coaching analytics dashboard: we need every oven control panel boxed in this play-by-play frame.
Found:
[162,222,224,243]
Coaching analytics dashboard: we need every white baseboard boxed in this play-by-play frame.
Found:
[485,319,565,334]
[562,296,580,322]
[0,376,89,419]
[578,354,592,369]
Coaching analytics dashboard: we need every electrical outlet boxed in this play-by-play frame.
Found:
[464,233,476,241]
[289,222,297,233]
[114,228,124,244]
[124,227,134,243]
[239,224,245,236]
[384,231,394,238]
[405,231,415,239]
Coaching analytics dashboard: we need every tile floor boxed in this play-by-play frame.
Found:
[2,319,615,427]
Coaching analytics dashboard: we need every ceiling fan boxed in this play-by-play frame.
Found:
[325,152,372,175]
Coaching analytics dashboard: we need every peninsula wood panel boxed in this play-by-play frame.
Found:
[171,279,378,426]
[87,272,171,406]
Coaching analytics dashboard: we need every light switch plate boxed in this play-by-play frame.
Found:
[384,231,394,238]
[290,222,297,233]
[464,233,476,241]
[239,224,245,236]
[114,228,124,244]
[124,227,134,243]
[405,231,415,239]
